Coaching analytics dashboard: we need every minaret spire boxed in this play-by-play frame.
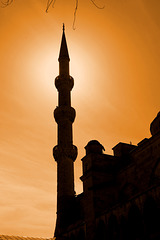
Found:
[59,24,69,60]
[53,25,77,238]
[58,24,70,76]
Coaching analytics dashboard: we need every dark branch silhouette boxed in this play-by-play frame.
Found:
[1,0,13,7]
[72,0,105,30]
[1,0,105,29]
[73,0,78,30]
[46,0,56,13]
[90,0,105,9]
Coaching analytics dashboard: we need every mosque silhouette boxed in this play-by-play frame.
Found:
[53,25,160,240]
[1,26,160,240]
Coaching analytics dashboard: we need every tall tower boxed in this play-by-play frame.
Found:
[53,25,77,238]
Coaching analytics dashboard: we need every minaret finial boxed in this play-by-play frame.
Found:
[63,23,65,33]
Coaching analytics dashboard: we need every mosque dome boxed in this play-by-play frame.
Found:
[150,112,160,136]
[85,140,105,155]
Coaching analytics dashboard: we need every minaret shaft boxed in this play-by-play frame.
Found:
[58,90,71,106]
[58,122,72,146]
[59,60,69,76]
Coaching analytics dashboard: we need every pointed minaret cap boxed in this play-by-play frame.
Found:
[58,24,70,61]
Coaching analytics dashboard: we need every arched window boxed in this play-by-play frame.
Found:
[95,219,106,240]
[77,229,86,240]
[108,215,119,240]
[128,205,144,239]
[143,196,160,236]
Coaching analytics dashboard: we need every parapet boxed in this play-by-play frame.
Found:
[112,142,137,157]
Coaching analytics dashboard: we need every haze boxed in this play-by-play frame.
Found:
[0,0,160,237]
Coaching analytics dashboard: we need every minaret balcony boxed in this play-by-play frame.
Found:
[54,106,76,123]
[55,75,74,91]
[53,144,78,162]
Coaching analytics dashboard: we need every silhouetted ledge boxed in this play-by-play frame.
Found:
[0,236,54,240]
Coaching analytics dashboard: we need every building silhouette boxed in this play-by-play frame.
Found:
[53,26,160,240]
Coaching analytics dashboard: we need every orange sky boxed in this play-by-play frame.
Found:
[0,0,160,237]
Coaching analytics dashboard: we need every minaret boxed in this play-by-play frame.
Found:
[53,25,77,238]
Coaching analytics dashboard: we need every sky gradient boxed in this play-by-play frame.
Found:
[0,0,160,237]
